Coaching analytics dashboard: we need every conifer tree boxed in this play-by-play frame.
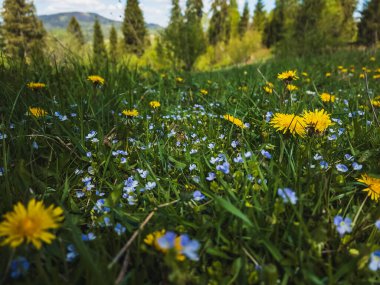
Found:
[182,0,206,70]
[67,16,85,46]
[262,0,298,49]
[109,25,118,62]
[122,0,146,55]
[263,0,284,48]
[293,0,325,54]
[161,0,184,68]
[358,0,379,46]
[338,0,357,43]
[93,18,107,64]
[208,0,230,45]
[238,2,250,38]
[228,0,241,38]
[2,0,46,59]
[252,0,266,32]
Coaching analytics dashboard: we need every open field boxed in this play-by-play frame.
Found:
[0,51,380,284]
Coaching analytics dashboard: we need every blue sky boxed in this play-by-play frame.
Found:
[0,0,365,26]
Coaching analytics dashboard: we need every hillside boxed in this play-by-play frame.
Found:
[39,12,162,42]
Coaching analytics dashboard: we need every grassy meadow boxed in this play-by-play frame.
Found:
[0,50,380,284]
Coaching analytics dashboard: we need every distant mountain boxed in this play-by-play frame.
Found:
[38,12,162,42]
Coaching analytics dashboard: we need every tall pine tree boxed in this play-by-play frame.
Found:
[208,0,230,45]
[263,0,298,49]
[109,25,118,62]
[161,0,184,68]
[93,18,107,65]
[122,0,146,55]
[67,16,85,46]
[358,0,379,46]
[2,0,45,59]
[228,0,241,38]
[182,0,206,70]
[252,0,266,32]
[293,0,325,54]
[238,2,250,38]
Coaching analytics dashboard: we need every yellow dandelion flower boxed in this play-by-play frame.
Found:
[286,84,298,92]
[223,114,246,129]
[200,89,208,95]
[341,68,348,73]
[371,100,380,107]
[370,57,376,62]
[269,113,305,137]
[359,73,365,79]
[28,107,47,118]
[373,74,380,79]
[357,174,380,202]
[302,72,308,77]
[27,82,46,91]
[144,230,166,250]
[302,109,333,134]
[277,70,299,81]
[325,72,332,77]
[87,75,105,85]
[338,66,344,70]
[149,101,161,109]
[263,85,273,94]
[176,77,184,83]
[320,93,336,103]
[0,199,63,249]
[122,109,139,117]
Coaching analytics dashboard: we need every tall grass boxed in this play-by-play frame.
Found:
[0,50,380,284]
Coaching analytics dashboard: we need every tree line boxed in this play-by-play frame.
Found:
[1,0,379,69]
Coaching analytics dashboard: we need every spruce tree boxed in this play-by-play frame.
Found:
[358,0,379,46]
[263,0,284,48]
[228,0,241,38]
[122,0,146,55]
[182,0,206,70]
[109,26,118,62]
[2,0,45,59]
[262,0,298,49]
[293,0,325,55]
[67,16,85,46]
[208,0,230,45]
[252,0,266,32]
[238,2,250,38]
[93,18,107,64]
[161,0,184,68]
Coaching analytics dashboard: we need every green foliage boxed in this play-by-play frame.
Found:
[208,0,230,45]
[252,0,266,33]
[266,0,357,56]
[1,0,46,60]
[67,16,85,46]
[160,0,206,70]
[358,0,380,46]
[1,49,380,284]
[195,29,263,70]
[93,18,107,66]
[182,0,206,70]
[122,0,146,55]
[109,26,118,63]
[238,2,250,38]
[228,0,241,39]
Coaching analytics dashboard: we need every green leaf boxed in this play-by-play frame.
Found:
[215,196,253,227]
